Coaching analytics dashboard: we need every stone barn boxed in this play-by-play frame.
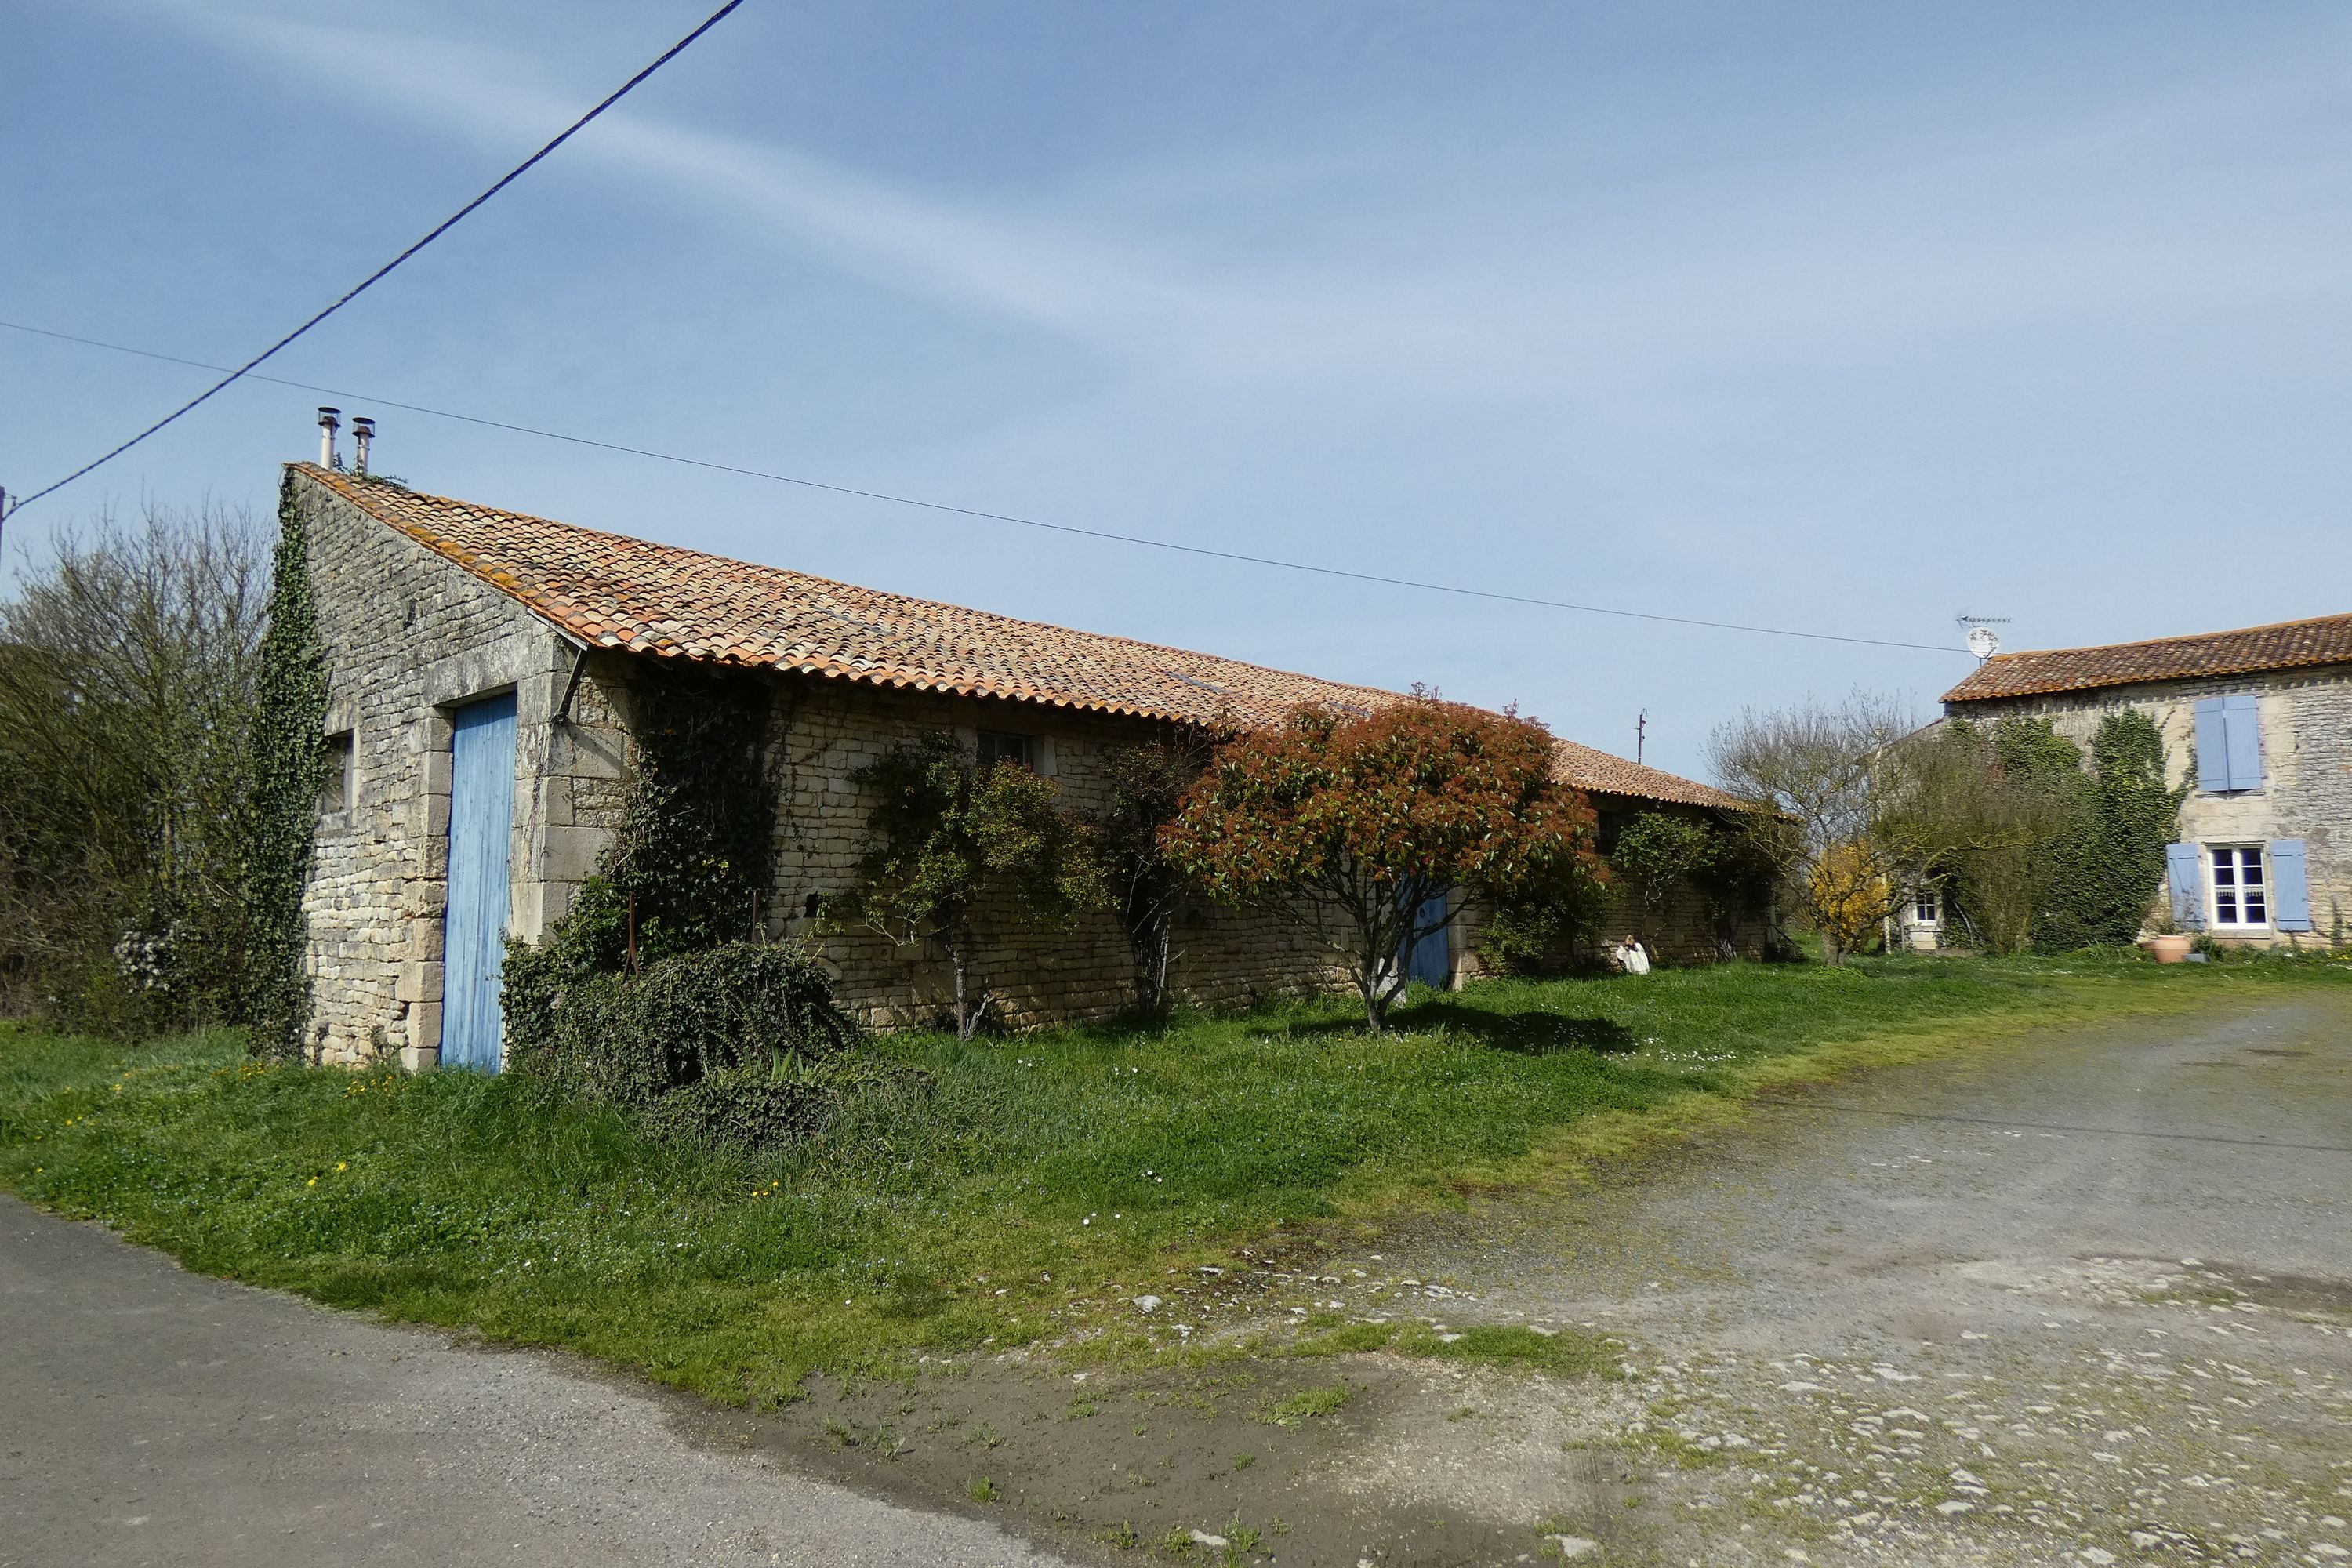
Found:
[283,460,1766,1069]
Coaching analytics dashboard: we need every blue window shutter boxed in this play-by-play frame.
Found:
[2193,699,2230,793]
[2223,694,2264,791]
[2270,839,2311,931]
[2165,842,2205,930]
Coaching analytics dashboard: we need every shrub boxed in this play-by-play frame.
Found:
[639,1065,829,1152]
[648,1051,937,1153]
[1163,694,1599,1029]
[514,942,861,1109]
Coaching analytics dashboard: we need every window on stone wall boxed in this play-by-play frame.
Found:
[2209,844,2268,928]
[1595,809,1629,857]
[977,731,1035,771]
[319,730,354,816]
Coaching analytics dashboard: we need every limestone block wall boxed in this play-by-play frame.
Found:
[1945,663,2352,947]
[295,472,626,1065]
[741,676,1347,1028]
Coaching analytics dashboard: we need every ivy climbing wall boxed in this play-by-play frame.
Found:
[1947,668,2352,946]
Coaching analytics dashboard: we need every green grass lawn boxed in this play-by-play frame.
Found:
[2,953,2339,1404]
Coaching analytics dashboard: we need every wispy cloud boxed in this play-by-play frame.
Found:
[149,0,2352,412]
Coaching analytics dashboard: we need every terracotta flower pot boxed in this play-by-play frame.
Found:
[2148,934,2193,964]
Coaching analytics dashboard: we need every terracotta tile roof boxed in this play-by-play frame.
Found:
[1549,738,1755,812]
[298,463,1747,811]
[1941,611,2352,704]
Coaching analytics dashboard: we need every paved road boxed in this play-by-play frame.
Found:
[0,1195,1073,1568]
[1358,988,2352,1565]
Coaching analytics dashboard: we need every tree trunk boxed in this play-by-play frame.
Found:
[1818,931,1842,967]
[1356,953,1406,1031]
[951,942,989,1043]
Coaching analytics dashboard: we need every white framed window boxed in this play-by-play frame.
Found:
[1914,890,1940,924]
[2209,845,2268,928]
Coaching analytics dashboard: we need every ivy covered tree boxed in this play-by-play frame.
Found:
[829,731,1105,1042]
[240,478,330,1057]
[1162,695,1599,1030]
[1989,710,2185,950]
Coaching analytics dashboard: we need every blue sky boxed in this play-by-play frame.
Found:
[5,2,2350,778]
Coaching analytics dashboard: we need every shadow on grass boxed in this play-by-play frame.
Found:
[1399,1002,1638,1054]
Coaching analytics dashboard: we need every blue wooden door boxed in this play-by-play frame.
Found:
[442,693,517,1071]
[1403,890,1452,988]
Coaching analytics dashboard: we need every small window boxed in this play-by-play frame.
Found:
[1595,810,1629,858]
[2209,845,2268,928]
[976,731,1034,771]
[1915,890,1940,924]
[320,730,355,815]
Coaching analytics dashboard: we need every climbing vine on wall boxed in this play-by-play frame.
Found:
[238,474,331,1060]
[2030,709,2188,950]
[503,661,779,1065]
[1946,710,2187,952]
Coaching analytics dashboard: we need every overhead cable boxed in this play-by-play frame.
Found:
[0,318,1964,656]
[0,0,745,518]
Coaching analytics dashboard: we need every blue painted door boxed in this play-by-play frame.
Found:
[443,693,517,1071]
[1403,890,1452,988]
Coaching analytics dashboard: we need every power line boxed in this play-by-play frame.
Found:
[0,0,744,520]
[0,318,1965,656]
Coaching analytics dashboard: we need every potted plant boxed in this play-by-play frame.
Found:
[2143,898,2192,964]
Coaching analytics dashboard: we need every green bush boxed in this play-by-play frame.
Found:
[513,942,861,1109]
[641,1053,933,1152]
[639,1065,828,1151]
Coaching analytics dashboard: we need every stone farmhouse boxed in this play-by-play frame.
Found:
[285,461,1762,1070]
[1941,612,2352,949]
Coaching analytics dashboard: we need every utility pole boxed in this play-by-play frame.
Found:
[1636,709,1647,767]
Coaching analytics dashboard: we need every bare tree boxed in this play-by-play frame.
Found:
[0,500,266,1026]
[1871,720,2074,953]
[1705,691,1914,964]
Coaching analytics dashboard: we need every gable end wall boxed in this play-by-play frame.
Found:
[296,475,625,1065]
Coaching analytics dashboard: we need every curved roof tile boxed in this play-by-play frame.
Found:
[299,464,1751,811]
[1943,612,2352,703]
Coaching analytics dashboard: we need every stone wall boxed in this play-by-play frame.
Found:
[717,672,1348,1028]
[296,472,623,1065]
[1945,664,2352,948]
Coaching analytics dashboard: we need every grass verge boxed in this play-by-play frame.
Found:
[2,953,2337,1404]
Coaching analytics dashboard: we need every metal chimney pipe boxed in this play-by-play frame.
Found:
[317,407,342,469]
[351,416,375,476]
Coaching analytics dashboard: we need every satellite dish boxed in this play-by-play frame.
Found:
[1965,626,2001,661]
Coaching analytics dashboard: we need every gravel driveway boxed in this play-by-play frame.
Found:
[1346,988,2352,1566]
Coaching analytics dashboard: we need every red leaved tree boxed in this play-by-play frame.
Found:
[1161,695,1599,1030]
